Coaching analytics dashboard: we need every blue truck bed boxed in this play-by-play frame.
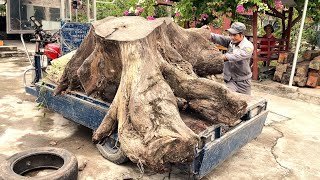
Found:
[25,82,268,179]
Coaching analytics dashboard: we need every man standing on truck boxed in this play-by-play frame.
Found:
[208,22,253,95]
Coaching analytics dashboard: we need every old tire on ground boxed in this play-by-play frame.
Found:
[96,137,129,164]
[0,147,78,180]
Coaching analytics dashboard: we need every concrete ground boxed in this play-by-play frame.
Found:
[253,79,320,106]
[2,40,35,53]
[1,44,320,179]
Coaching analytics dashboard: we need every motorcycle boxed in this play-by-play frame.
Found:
[23,16,61,86]
[29,16,61,65]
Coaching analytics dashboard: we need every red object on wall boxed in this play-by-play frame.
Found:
[222,14,231,30]
[210,15,231,34]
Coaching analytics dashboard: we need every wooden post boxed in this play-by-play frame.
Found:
[286,7,293,51]
[268,38,271,62]
[252,11,258,80]
[45,7,50,21]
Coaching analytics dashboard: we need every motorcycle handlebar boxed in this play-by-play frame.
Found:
[29,16,59,45]
[30,16,42,29]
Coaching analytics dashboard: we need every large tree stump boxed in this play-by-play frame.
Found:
[303,50,320,61]
[54,16,248,170]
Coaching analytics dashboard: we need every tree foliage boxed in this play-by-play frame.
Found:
[294,0,320,23]
[94,0,174,20]
[0,4,6,13]
[173,0,319,43]
[71,0,320,40]
[174,0,320,25]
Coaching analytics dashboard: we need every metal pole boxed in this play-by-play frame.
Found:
[252,11,258,80]
[60,0,65,21]
[69,0,72,21]
[289,0,309,86]
[20,34,32,65]
[93,0,96,21]
[87,0,90,22]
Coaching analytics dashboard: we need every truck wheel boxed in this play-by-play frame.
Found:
[96,137,129,164]
[0,147,78,180]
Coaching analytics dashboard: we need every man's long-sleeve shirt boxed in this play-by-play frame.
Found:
[211,33,253,81]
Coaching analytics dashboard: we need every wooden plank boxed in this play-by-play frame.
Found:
[296,62,309,77]
[277,53,286,63]
[306,76,320,87]
[286,52,294,64]
[308,69,320,77]
[303,50,320,61]
[273,71,284,82]
[293,76,308,87]
[276,63,289,73]
[278,52,294,64]
[309,56,320,70]
[281,73,290,84]
[215,44,227,51]
[286,65,293,74]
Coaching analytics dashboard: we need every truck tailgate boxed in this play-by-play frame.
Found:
[192,95,268,179]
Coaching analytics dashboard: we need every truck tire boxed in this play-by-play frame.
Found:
[0,147,78,180]
[96,137,129,164]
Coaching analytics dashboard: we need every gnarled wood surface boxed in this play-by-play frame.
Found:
[54,16,247,170]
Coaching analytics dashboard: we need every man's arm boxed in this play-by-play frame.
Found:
[210,33,231,48]
[225,45,253,62]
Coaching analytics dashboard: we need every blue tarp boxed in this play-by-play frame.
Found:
[60,22,91,54]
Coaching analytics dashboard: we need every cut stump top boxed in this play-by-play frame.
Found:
[93,16,171,41]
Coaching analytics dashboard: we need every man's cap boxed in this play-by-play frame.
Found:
[226,22,246,34]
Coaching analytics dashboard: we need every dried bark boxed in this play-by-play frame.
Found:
[54,16,248,170]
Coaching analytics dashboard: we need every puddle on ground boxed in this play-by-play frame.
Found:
[0,123,77,156]
[0,95,78,155]
[36,116,54,132]
[12,60,30,67]
[35,113,78,138]
[0,61,26,77]
[16,134,50,149]
[0,95,43,121]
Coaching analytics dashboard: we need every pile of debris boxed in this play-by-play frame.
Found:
[273,50,320,88]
